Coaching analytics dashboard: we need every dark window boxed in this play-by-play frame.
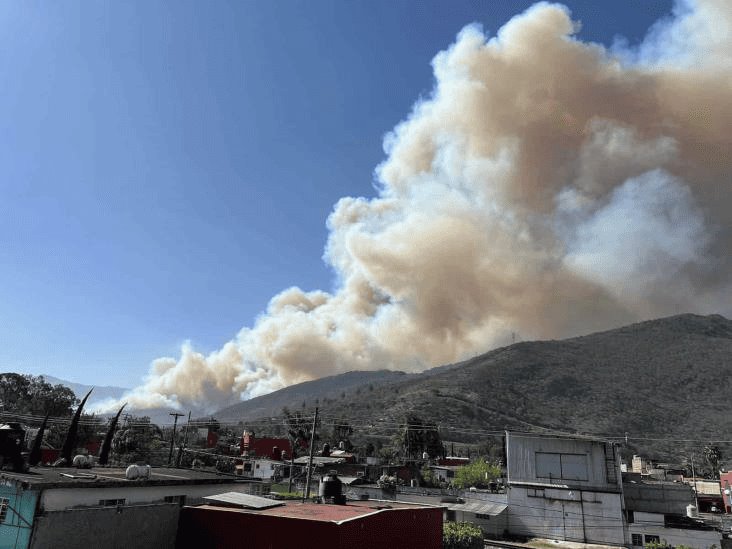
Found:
[627,510,635,523]
[535,452,589,481]
[164,495,186,506]
[644,535,660,544]
[0,498,8,522]
[476,513,491,520]
[99,499,125,506]
[631,534,643,546]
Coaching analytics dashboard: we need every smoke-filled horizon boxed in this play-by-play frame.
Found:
[105,0,732,413]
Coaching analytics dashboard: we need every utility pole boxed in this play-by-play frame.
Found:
[176,411,192,468]
[286,419,295,494]
[168,412,184,466]
[691,453,700,510]
[303,407,319,502]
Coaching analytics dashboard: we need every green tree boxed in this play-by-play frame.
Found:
[0,374,77,417]
[112,416,165,465]
[704,445,722,478]
[453,459,501,489]
[443,522,483,549]
[420,464,439,487]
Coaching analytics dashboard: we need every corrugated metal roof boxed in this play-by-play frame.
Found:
[202,492,285,510]
[448,501,507,515]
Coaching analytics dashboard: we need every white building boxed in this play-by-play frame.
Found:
[505,431,626,546]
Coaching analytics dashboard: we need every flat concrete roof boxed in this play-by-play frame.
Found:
[0,466,258,490]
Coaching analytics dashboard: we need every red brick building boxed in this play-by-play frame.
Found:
[176,499,442,549]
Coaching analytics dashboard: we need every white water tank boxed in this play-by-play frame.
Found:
[125,464,151,480]
[687,504,699,518]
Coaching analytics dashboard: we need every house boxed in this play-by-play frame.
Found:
[237,458,285,481]
[446,496,508,538]
[719,471,732,513]
[175,496,443,549]
[683,479,724,513]
[0,466,264,549]
[623,473,723,548]
[240,431,292,460]
[504,431,626,546]
[428,465,460,484]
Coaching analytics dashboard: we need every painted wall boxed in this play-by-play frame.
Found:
[40,482,259,511]
[0,484,37,549]
[176,505,442,549]
[507,485,626,546]
[29,503,180,549]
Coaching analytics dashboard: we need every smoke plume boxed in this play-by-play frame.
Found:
[116,0,732,412]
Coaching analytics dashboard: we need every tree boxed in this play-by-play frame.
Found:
[453,459,501,489]
[420,464,439,488]
[331,420,353,451]
[282,407,319,458]
[704,445,722,478]
[402,414,442,459]
[0,374,77,417]
[112,416,165,465]
[443,522,483,549]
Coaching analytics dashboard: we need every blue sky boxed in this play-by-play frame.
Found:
[0,1,673,387]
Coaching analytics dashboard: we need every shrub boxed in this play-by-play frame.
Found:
[443,521,483,549]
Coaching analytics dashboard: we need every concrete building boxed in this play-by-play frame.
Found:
[624,479,722,548]
[628,511,721,548]
[176,498,443,549]
[505,431,626,546]
[0,466,264,549]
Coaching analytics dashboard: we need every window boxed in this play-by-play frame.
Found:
[631,534,643,546]
[535,452,588,481]
[527,488,545,498]
[476,513,491,520]
[99,499,125,506]
[644,535,660,545]
[627,510,635,523]
[0,498,8,522]
[164,495,186,506]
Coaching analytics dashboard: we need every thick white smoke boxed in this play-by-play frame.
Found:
[116,0,732,412]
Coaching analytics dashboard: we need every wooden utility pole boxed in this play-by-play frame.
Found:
[303,407,319,502]
[168,412,184,466]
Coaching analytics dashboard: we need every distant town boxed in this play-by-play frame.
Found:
[0,373,730,549]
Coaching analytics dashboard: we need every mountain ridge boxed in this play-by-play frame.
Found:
[214,313,732,458]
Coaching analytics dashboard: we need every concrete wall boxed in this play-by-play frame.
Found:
[507,485,626,546]
[29,504,180,549]
[629,523,721,548]
[40,482,257,511]
[453,509,507,538]
[0,484,37,549]
[506,433,619,491]
[623,482,694,514]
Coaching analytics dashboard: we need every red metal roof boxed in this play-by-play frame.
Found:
[196,499,436,524]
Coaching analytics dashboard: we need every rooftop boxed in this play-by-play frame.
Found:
[0,466,258,490]
[192,499,439,524]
